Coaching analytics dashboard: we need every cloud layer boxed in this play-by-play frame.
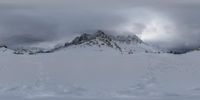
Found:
[0,0,200,50]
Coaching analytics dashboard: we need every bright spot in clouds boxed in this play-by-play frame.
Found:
[121,9,177,43]
[141,17,176,42]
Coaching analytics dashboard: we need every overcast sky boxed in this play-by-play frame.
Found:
[0,0,200,50]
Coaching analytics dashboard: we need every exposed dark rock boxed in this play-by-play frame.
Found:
[112,35,143,44]
[0,44,7,48]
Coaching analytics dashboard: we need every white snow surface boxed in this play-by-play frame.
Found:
[0,46,200,100]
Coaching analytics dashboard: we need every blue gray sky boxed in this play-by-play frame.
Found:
[0,0,200,49]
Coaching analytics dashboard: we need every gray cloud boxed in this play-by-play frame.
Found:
[0,0,200,50]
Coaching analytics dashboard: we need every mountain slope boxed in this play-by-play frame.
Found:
[0,44,200,100]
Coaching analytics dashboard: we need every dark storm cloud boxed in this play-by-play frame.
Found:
[0,9,58,46]
[0,0,200,50]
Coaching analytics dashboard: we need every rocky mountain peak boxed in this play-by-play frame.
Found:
[64,30,121,51]
[68,30,143,46]
[0,44,7,48]
[94,30,109,38]
[68,30,112,46]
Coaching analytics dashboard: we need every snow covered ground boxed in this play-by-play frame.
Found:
[0,46,200,100]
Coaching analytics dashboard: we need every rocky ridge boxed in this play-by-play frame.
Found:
[1,31,160,55]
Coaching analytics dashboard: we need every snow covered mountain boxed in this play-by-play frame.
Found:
[1,31,200,100]
[0,40,200,100]
[2,31,161,55]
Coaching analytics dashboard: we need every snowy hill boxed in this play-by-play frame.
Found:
[1,31,200,100]
[0,44,200,100]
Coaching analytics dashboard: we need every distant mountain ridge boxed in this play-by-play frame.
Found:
[1,30,161,55]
